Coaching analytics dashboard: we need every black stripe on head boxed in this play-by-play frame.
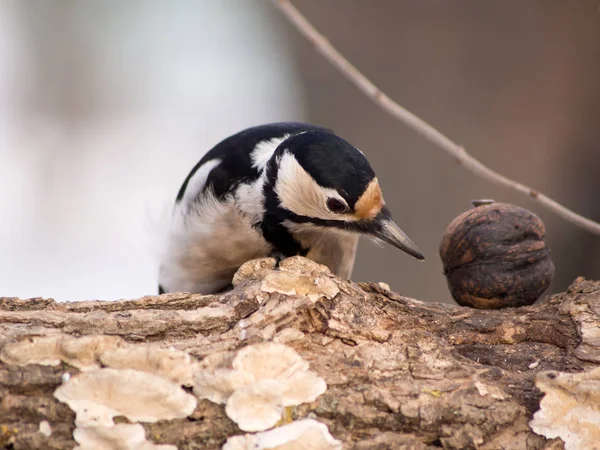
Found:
[282,131,376,207]
[285,208,390,234]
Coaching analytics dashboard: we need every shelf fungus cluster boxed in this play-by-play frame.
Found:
[530,367,600,450]
[1,334,197,449]
[223,419,342,450]
[232,256,340,303]
[193,342,340,449]
[0,258,346,449]
[73,424,176,450]
[0,334,125,370]
[195,342,327,432]
[54,368,197,426]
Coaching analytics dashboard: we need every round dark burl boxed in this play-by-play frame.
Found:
[440,203,555,309]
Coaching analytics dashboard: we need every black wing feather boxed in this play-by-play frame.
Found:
[175,122,329,203]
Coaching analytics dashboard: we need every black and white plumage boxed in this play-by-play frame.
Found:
[158,122,424,294]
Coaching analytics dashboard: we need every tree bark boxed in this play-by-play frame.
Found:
[1,256,598,449]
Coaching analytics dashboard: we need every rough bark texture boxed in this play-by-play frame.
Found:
[1,256,599,449]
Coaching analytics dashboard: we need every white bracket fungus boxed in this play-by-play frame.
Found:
[100,344,194,386]
[260,270,339,303]
[232,257,278,287]
[225,380,284,432]
[194,367,254,405]
[0,333,195,385]
[194,342,327,432]
[222,419,342,450]
[530,368,600,450]
[0,334,124,370]
[54,368,197,427]
[73,423,176,450]
[233,255,339,302]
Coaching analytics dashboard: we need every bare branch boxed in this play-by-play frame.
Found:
[273,0,600,235]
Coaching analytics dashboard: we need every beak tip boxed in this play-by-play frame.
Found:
[369,218,425,262]
[410,249,426,261]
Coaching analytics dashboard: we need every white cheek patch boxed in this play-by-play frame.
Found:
[250,135,290,171]
[274,152,351,221]
[179,158,222,214]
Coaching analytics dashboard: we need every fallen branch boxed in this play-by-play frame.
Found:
[1,257,598,448]
[273,0,600,236]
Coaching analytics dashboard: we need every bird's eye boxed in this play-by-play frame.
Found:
[326,198,348,214]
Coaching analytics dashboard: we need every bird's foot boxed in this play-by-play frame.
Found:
[269,251,287,268]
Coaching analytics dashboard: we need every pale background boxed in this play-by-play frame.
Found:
[1,0,599,303]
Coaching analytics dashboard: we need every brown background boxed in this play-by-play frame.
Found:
[278,0,600,302]
[0,1,598,303]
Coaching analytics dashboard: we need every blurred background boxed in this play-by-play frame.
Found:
[1,0,599,303]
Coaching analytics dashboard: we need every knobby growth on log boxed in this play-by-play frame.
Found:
[1,256,599,449]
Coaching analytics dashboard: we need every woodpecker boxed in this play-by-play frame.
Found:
[158,122,424,294]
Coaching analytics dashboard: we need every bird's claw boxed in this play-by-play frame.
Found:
[269,251,287,268]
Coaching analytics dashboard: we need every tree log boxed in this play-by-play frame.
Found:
[1,256,599,449]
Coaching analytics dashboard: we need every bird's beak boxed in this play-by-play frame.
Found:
[368,212,425,261]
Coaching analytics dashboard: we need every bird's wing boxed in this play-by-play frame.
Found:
[175,122,328,205]
[307,233,359,279]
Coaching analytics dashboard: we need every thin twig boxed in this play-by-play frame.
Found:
[273,0,600,235]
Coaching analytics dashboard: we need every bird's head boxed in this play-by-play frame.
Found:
[263,131,424,261]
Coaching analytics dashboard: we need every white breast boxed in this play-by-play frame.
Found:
[159,191,272,293]
[158,136,290,294]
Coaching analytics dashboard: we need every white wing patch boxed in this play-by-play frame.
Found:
[179,158,222,214]
[250,135,290,171]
